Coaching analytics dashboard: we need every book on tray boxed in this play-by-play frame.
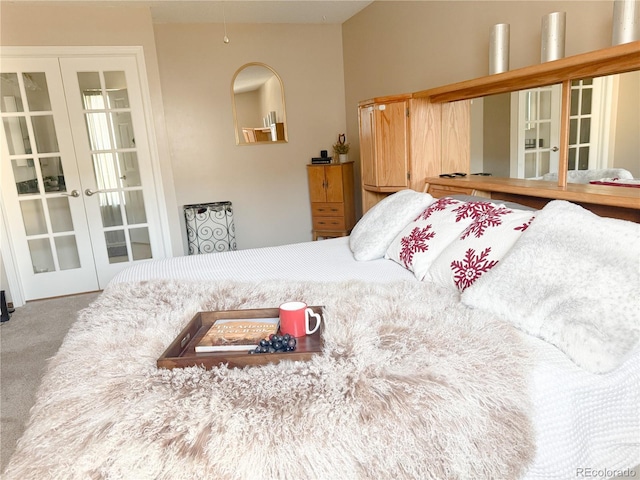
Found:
[195,317,280,353]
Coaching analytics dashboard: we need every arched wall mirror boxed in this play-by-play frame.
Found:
[231,63,288,145]
[469,70,639,184]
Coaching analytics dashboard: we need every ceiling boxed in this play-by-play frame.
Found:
[9,0,375,24]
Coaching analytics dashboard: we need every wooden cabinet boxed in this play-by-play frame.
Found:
[306,162,356,240]
[242,123,285,142]
[358,93,470,213]
[425,182,479,199]
[359,98,410,191]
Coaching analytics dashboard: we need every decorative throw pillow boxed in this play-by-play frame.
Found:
[349,189,434,261]
[424,205,536,292]
[385,197,475,280]
[461,200,640,374]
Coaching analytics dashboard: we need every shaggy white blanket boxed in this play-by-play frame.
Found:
[462,200,640,374]
[4,280,534,480]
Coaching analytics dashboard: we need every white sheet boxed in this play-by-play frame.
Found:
[111,237,415,284]
[110,237,640,479]
[523,335,639,479]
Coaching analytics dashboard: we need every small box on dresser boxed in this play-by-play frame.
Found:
[306,161,356,240]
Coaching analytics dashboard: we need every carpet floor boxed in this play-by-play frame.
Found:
[0,291,101,471]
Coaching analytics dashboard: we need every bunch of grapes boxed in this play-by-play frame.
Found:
[249,333,297,354]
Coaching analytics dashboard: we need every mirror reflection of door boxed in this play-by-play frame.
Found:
[567,71,639,180]
[469,71,639,184]
[470,86,561,180]
[512,85,562,179]
[231,63,287,145]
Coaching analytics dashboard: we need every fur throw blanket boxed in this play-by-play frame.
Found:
[4,280,534,480]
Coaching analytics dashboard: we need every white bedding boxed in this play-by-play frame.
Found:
[112,237,415,284]
[109,236,640,479]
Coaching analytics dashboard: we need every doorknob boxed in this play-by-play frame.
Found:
[59,189,80,197]
[84,188,104,196]
[551,146,559,152]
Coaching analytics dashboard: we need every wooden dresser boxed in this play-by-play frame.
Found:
[306,162,356,240]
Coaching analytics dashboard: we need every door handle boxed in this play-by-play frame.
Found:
[59,189,80,198]
[551,146,559,152]
[84,188,105,196]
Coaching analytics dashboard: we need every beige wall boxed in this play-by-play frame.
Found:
[235,89,263,133]
[261,74,284,127]
[1,5,346,252]
[342,1,617,212]
[613,70,640,177]
[153,22,346,248]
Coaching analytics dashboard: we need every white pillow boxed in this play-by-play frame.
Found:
[424,205,536,291]
[461,200,640,374]
[385,197,475,280]
[349,189,434,261]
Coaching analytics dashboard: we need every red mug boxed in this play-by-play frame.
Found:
[279,301,322,338]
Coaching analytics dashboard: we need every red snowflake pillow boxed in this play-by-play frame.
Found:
[423,204,536,292]
[385,197,476,279]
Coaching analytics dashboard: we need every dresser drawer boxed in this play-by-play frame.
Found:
[313,216,346,231]
[311,203,344,217]
[428,184,476,198]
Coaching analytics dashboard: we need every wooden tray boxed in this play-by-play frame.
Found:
[157,306,324,370]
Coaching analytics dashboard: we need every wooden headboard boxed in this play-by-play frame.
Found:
[358,41,640,220]
[424,176,640,223]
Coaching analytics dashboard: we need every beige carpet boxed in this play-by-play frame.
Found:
[0,291,101,471]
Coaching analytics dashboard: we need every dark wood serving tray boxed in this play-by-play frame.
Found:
[157,306,324,370]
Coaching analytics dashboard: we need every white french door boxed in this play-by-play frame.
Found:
[568,77,608,171]
[1,53,165,301]
[511,85,562,179]
[59,56,163,287]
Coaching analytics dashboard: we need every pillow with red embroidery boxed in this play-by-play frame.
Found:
[385,197,476,279]
[461,200,639,374]
[349,189,435,261]
[423,204,536,292]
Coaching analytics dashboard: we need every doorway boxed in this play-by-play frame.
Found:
[512,84,562,179]
[1,52,168,302]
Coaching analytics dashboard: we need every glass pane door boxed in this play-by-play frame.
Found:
[60,56,164,288]
[0,58,99,300]
[518,85,561,179]
[78,71,151,264]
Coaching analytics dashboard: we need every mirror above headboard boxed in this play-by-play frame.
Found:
[414,40,640,189]
[469,70,639,182]
[358,41,639,218]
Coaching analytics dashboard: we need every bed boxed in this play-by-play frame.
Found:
[3,191,639,480]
